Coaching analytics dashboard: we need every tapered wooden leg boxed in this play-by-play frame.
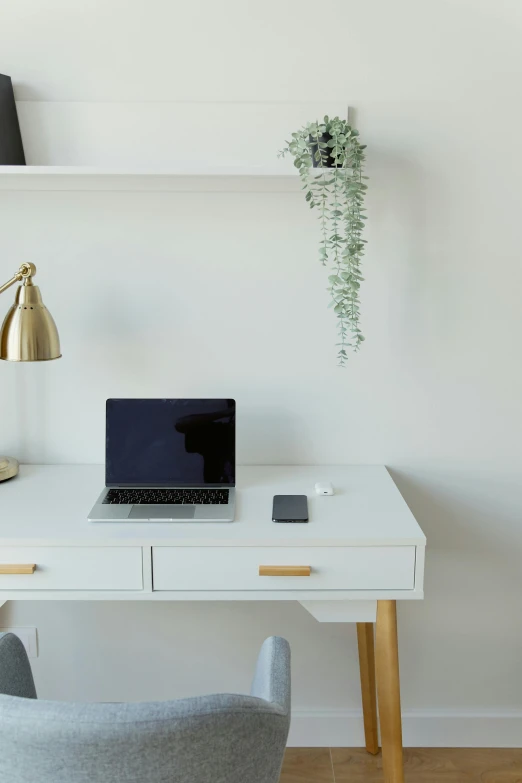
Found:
[375,600,404,783]
[356,622,379,754]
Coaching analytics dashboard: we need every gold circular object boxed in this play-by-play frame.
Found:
[19,263,36,278]
[0,456,19,482]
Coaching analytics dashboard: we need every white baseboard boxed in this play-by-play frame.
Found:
[288,708,522,748]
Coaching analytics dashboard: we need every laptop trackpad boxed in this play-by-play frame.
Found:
[129,505,195,520]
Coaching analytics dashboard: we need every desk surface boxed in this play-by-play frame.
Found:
[0,464,425,548]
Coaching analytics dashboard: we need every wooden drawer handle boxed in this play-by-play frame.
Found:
[259,565,311,577]
[0,564,36,575]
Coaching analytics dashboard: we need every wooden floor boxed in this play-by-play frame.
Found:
[280,748,522,782]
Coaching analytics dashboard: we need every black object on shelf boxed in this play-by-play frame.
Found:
[309,132,340,169]
[0,74,25,165]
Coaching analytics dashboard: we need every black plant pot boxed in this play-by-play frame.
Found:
[309,132,341,168]
[0,74,25,165]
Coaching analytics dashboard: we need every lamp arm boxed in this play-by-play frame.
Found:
[0,263,36,296]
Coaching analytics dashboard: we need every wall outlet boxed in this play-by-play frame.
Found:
[0,627,38,658]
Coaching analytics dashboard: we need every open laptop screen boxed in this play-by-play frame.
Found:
[106,399,235,487]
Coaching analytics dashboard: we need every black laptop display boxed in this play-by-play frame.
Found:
[106,399,236,487]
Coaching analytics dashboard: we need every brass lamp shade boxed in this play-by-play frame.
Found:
[0,280,61,361]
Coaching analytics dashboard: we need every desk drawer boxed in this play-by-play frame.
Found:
[152,546,415,591]
[0,547,143,590]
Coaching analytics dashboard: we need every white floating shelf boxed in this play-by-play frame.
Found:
[0,165,350,192]
[0,166,300,192]
[0,165,292,176]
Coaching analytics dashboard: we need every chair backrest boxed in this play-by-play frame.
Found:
[0,632,37,699]
[0,634,290,783]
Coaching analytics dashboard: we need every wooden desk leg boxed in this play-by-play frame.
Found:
[375,600,404,783]
[356,622,379,754]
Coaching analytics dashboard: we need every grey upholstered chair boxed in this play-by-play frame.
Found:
[0,632,290,783]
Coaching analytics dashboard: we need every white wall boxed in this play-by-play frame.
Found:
[2,0,522,746]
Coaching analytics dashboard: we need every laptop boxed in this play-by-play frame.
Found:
[88,398,236,522]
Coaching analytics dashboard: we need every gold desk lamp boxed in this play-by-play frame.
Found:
[0,262,61,482]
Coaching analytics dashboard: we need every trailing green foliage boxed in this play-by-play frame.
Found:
[279,116,368,365]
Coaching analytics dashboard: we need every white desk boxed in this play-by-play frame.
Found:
[0,464,425,783]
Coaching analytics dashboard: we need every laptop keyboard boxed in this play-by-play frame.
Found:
[104,488,230,505]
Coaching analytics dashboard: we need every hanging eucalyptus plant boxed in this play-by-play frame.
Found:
[279,116,368,365]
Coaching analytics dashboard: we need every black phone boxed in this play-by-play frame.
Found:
[272,494,309,523]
